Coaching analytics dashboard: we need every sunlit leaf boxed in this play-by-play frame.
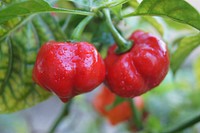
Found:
[126,0,200,30]
[163,18,194,30]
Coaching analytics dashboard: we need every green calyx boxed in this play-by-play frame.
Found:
[115,40,133,54]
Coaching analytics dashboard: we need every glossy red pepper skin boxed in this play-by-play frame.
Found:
[105,30,169,98]
[32,41,105,102]
[92,85,145,125]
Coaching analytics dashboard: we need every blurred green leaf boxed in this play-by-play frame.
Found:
[171,33,200,74]
[0,0,93,24]
[40,14,67,41]
[31,15,55,44]
[91,21,114,57]
[144,115,162,133]
[67,0,94,9]
[171,35,187,47]
[69,0,128,10]
[99,0,129,9]
[126,0,200,30]
[0,17,24,40]
[0,114,28,133]
[144,67,200,132]
[92,21,114,45]
[186,89,200,112]
[142,16,164,36]
[164,111,200,133]
[193,57,200,88]
[0,0,12,6]
[67,0,103,8]
[111,4,122,18]
[128,0,139,9]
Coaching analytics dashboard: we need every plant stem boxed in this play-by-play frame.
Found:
[48,101,72,133]
[103,8,132,54]
[128,98,143,130]
[164,111,200,133]
[71,15,93,41]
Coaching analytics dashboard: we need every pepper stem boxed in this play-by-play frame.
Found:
[48,101,72,133]
[128,98,143,130]
[103,8,132,54]
[71,15,93,41]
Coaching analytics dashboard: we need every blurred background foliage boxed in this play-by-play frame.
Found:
[0,0,200,133]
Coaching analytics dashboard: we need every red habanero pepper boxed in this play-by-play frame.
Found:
[104,30,169,98]
[32,41,105,102]
[93,85,145,125]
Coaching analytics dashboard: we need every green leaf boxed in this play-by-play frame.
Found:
[163,18,194,30]
[0,0,93,24]
[111,4,122,18]
[125,0,200,30]
[0,36,50,113]
[0,13,68,113]
[171,33,200,74]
